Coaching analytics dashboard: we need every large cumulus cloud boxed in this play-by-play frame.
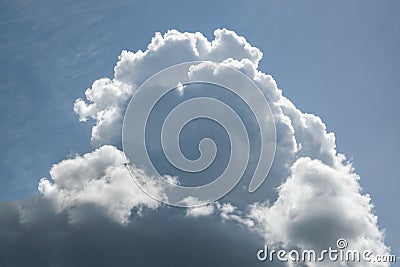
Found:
[0,29,391,266]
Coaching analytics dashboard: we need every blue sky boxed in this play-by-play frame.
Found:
[1,0,399,262]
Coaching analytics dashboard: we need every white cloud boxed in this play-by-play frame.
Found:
[247,157,389,266]
[74,79,132,146]
[74,29,262,147]
[51,28,390,265]
[217,202,255,228]
[186,204,215,217]
[38,145,160,224]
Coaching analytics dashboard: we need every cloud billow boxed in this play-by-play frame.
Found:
[0,29,390,266]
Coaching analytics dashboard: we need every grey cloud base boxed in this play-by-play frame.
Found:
[0,200,272,267]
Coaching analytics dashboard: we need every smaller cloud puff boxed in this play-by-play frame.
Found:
[38,145,160,224]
